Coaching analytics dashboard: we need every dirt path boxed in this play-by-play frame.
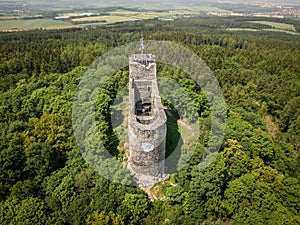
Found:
[265,114,278,138]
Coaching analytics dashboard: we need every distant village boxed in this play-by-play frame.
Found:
[211,1,300,18]
[1,1,300,33]
[1,1,300,19]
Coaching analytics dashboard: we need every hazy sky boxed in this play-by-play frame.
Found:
[1,0,297,3]
[1,0,299,7]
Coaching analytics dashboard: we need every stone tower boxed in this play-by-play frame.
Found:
[128,40,167,186]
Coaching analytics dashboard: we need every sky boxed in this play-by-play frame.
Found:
[1,0,297,3]
[1,0,299,9]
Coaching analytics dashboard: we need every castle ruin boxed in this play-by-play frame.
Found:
[128,40,167,186]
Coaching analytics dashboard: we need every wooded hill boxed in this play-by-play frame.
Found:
[0,18,299,224]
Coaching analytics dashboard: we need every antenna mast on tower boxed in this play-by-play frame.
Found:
[139,34,145,55]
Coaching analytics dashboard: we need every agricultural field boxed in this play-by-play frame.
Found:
[181,6,231,12]
[0,19,75,31]
[263,28,300,35]
[0,6,219,31]
[72,10,199,24]
[227,28,259,32]
[227,28,300,35]
[0,15,23,20]
[226,21,299,35]
[1,8,195,31]
[108,9,143,16]
[0,15,44,21]
[249,21,296,32]
[71,15,138,24]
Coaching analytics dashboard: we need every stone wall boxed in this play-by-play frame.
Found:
[128,54,167,179]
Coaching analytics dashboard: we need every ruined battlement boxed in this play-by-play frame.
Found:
[130,54,155,65]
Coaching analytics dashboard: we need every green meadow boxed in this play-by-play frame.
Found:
[250,21,296,32]
[0,19,75,31]
[72,10,200,24]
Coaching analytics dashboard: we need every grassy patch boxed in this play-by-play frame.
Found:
[0,14,43,20]
[71,15,138,23]
[71,10,197,24]
[0,7,201,30]
[108,9,141,16]
[0,15,23,20]
[249,21,296,32]
[262,28,300,35]
[191,6,231,12]
[227,28,259,32]
[0,19,75,31]
[228,23,299,35]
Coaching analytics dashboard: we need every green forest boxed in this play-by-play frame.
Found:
[0,17,299,224]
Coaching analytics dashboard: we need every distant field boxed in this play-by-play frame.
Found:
[71,10,197,24]
[168,10,200,15]
[0,7,232,31]
[1,10,190,31]
[227,28,259,32]
[188,6,231,12]
[129,12,174,20]
[0,15,44,21]
[163,5,231,13]
[0,15,22,20]
[72,15,138,23]
[108,10,141,16]
[263,28,300,35]
[249,21,296,32]
[0,19,75,31]
[227,27,300,35]
[129,3,229,12]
